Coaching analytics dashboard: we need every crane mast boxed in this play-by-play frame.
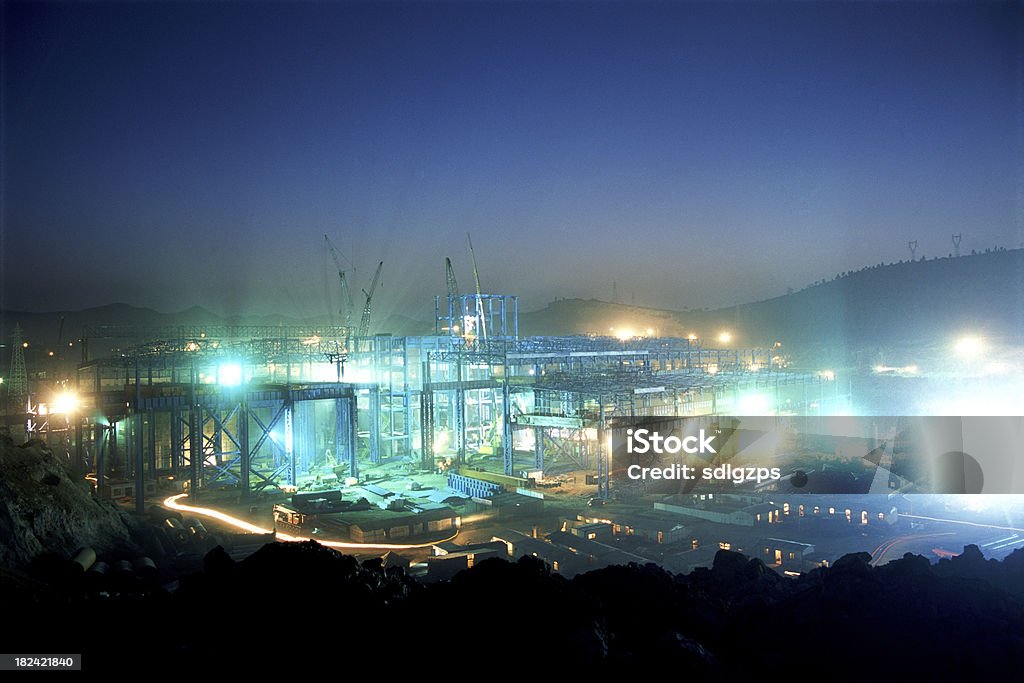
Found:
[358,261,383,337]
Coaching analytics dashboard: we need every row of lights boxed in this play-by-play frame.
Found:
[13,340,76,358]
[609,328,735,344]
[871,335,994,376]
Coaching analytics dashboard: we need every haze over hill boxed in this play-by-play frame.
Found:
[2,249,1021,366]
[519,249,1024,356]
[0,305,428,355]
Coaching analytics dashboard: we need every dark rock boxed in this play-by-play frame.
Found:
[831,551,873,573]
[712,548,748,572]
[202,546,235,577]
[0,440,138,568]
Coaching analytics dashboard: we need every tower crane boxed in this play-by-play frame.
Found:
[324,235,355,329]
[445,257,460,300]
[357,261,383,337]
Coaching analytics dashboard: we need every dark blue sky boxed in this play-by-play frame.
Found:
[2,1,1020,320]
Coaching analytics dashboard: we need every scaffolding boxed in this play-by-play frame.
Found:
[18,295,840,511]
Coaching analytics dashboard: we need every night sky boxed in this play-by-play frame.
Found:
[2,1,1020,320]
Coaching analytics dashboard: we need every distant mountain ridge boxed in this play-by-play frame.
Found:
[2,250,1021,363]
[518,248,1024,353]
[709,247,1023,348]
[0,303,428,352]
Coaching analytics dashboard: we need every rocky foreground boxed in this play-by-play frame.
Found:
[0,437,139,568]
[1,538,1022,677]
[2,437,1023,676]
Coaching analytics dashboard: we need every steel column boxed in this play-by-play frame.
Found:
[597,398,608,499]
[239,400,250,497]
[420,387,434,470]
[147,409,156,473]
[171,407,181,482]
[344,396,357,479]
[534,426,543,470]
[189,364,200,497]
[284,403,295,486]
[502,380,513,476]
[95,424,106,498]
[369,386,381,464]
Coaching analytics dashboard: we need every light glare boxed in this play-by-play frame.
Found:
[217,363,243,386]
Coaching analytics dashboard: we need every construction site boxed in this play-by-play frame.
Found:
[0,238,857,581]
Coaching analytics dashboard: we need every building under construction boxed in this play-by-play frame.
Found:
[8,285,844,515]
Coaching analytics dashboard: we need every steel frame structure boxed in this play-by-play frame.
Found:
[22,304,843,512]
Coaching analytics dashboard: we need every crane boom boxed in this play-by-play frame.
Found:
[445,257,460,299]
[357,261,383,337]
[324,234,355,328]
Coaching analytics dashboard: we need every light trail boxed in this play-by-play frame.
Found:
[164,494,458,550]
[870,532,954,565]
[901,514,1024,534]
[988,537,1024,552]
[871,513,1024,565]
[981,535,1018,548]
[870,537,901,562]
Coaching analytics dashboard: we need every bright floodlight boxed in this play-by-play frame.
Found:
[217,363,243,386]
[615,328,635,341]
[718,332,732,344]
[51,391,79,414]
[954,336,985,358]
[738,393,772,415]
[433,431,450,454]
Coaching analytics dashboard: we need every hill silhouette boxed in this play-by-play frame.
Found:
[519,248,1024,361]
[3,249,1020,364]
